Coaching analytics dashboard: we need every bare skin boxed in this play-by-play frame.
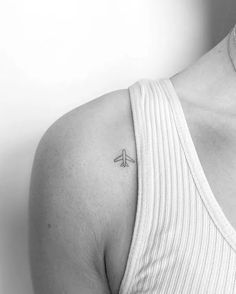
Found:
[29,89,138,294]
[29,32,236,294]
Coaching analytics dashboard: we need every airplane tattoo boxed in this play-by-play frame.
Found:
[114,149,135,167]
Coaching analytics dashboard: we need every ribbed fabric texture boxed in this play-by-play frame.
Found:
[118,78,236,294]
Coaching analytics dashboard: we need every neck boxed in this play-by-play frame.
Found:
[172,24,236,115]
[228,25,236,73]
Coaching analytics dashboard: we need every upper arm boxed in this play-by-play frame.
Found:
[29,89,134,294]
[29,127,111,293]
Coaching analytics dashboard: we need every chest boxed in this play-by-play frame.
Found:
[185,103,236,231]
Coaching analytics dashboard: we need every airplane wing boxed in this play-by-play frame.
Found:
[126,155,135,163]
[114,155,122,162]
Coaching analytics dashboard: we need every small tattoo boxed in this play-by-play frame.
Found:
[114,149,135,167]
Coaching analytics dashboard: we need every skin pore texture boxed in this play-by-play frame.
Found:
[29,29,236,294]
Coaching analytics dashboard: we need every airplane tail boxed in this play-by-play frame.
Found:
[120,162,129,167]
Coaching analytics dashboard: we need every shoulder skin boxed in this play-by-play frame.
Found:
[29,88,138,294]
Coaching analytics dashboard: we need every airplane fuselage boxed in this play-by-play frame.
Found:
[122,149,126,165]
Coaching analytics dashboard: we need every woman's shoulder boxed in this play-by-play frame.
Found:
[29,87,138,293]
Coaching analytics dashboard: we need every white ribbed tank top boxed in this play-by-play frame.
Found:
[118,78,236,294]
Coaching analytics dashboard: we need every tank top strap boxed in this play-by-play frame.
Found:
[119,78,184,293]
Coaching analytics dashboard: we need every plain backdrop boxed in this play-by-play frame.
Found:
[1,0,236,293]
